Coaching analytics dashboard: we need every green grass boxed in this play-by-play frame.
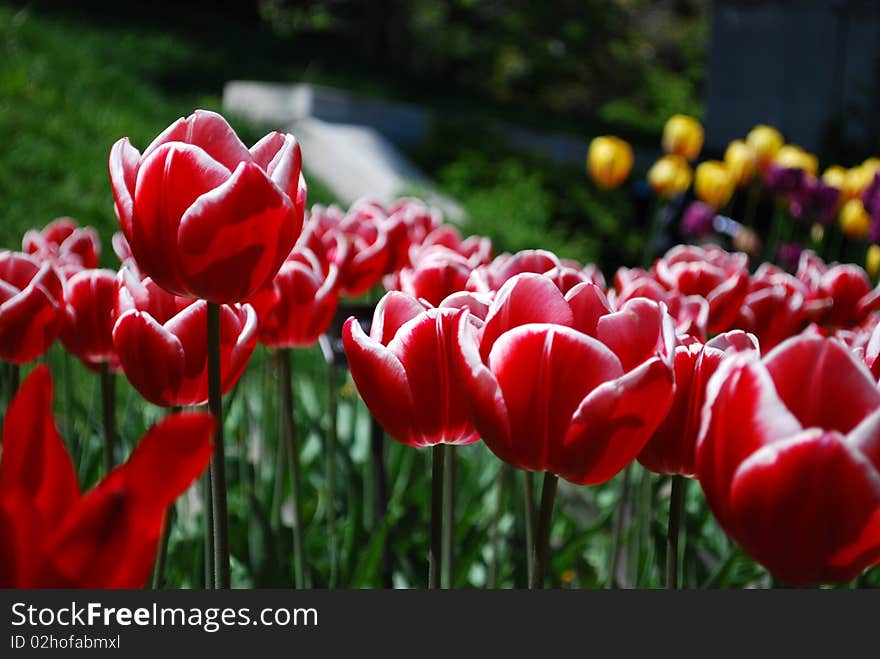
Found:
[0,4,334,260]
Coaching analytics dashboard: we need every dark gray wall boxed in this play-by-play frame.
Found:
[706,0,880,157]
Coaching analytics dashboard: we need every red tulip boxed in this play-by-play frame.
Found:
[735,264,814,351]
[60,268,120,371]
[613,267,709,340]
[696,335,880,585]
[413,224,493,268]
[0,251,65,365]
[466,249,562,294]
[638,331,758,476]
[248,242,340,348]
[112,267,257,406]
[456,273,675,485]
[111,231,142,278]
[0,366,214,588]
[342,291,480,448]
[652,244,749,334]
[388,197,443,247]
[22,217,100,279]
[109,110,306,303]
[393,246,474,307]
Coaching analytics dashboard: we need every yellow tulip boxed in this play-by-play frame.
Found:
[822,165,847,191]
[773,144,818,176]
[746,124,784,169]
[648,154,693,198]
[662,114,704,161]
[723,140,757,187]
[695,160,735,209]
[840,199,871,239]
[867,244,880,277]
[843,163,877,202]
[587,136,634,189]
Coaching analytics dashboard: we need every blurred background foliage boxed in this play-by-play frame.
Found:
[1,0,705,269]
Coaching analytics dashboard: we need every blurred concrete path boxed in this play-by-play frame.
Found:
[223,82,465,221]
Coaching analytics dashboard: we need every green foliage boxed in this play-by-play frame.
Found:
[409,120,642,270]
[0,4,334,258]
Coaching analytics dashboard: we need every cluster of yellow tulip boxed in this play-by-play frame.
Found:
[586,115,880,274]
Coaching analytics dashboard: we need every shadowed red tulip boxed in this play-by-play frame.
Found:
[696,335,880,585]
[60,268,120,371]
[342,291,480,448]
[22,217,100,279]
[112,267,257,406]
[795,251,880,329]
[638,331,758,476]
[457,273,675,485]
[466,249,561,294]
[652,245,749,334]
[0,365,214,588]
[248,241,340,348]
[109,109,306,303]
[0,251,65,365]
[613,267,709,340]
[393,246,474,307]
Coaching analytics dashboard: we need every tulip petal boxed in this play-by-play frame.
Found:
[178,161,299,302]
[562,356,673,484]
[488,324,624,475]
[480,273,573,361]
[696,354,803,527]
[596,298,662,371]
[764,334,880,434]
[387,309,479,446]
[370,291,428,344]
[113,310,186,407]
[108,138,142,235]
[133,142,230,296]
[728,431,880,585]
[564,282,613,337]
[342,317,418,445]
[0,365,79,526]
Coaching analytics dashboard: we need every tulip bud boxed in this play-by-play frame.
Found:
[695,160,735,209]
[746,124,784,169]
[648,154,692,198]
[662,114,703,161]
[723,140,756,187]
[587,135,634,189]
[840,199,871,239]
[773,144,818,177]
[867,244,880,277]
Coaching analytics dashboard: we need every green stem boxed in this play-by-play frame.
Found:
[206,302,230,589]
[270,401,288,531]
[488,464,506,589]
[666,475,687,589]
[530,472,558,589]
[99,363,116,474]
[151,505,175,589]
[523,471,537,584]
[10,362,19,395]
[370,416,392,587]
[606,464,632,588]
[429,444,446,589]
[325,359,339,588]
[279,348,307,589]
[441,445,457,589]
[203,471,215,589]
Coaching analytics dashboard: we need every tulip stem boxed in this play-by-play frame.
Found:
[203,472,215,589]
[441,446,457,589]
[99,363,116,474]
[607,464,632,588]
[523,471,537,584]
[152,505,175,589]
[488,464,507,588]
[325,359,339,588]
[530,472,558,589]
[278,348,308,589]
[206,302,230,589]
[429,444,446,589]
[370,416,393,587]
[666,474,687,589]
[10,363,19,395]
